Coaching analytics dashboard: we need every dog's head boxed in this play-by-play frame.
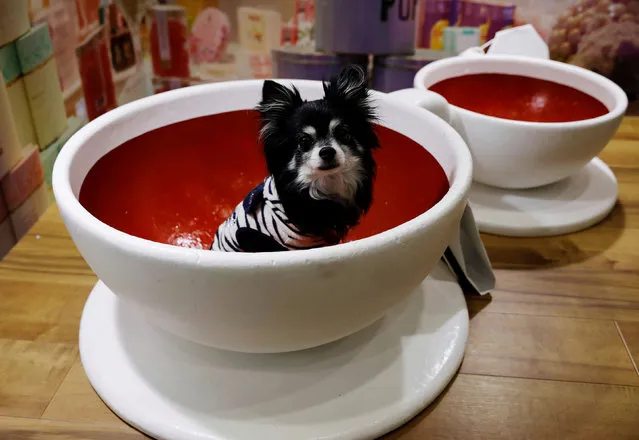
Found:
[256,65,379,204]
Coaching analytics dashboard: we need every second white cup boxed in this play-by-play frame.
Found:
[390,54,627,190]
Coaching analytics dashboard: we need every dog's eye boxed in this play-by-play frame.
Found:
[334,125,351,142]
[298,134,313,149]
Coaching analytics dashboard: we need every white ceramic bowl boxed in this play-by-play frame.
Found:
[411,55,627,189]
[53,79,472,353]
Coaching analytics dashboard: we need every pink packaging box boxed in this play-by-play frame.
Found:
[0,217,16,260]
[1,145,45,212]
[10,183,49,241]
[32,1,81,92]
[0,125,22,183]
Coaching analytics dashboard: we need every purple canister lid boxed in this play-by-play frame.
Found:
[316,0,418,55]
[372,49,451,92]
[272,46,369,81]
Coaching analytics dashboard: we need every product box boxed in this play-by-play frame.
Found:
[74,0,101,39]
[107,2,136,73]
[0,42,38,148]
[0,43,21,85]
[76,26,117,121]
[188,6,231,65]
[15,23,69,149]
[10,182,49,241]
[236,49,273,79]
[0,75,22,181]
[282,0,315,47]
[148,4,192,79]
[0,217,17,260]
[417,0,455,50]
[0,186,14,259]
[177,0,220,28]
[443,26,481,53]
[32,0,82,93]
[40,116,85,187]
[1,145,45,212]
[237,6,282,54]
[0,0,31,47]
[0,188,7,223]
[456,0,491,43]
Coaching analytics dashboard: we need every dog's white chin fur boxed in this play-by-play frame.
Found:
[290,140,365,204]
[296,159,363,204]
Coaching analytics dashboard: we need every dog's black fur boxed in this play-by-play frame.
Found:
[255,65,380,245]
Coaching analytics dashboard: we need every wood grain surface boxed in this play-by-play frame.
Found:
[0,117,637,439]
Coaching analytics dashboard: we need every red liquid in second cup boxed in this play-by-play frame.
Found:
[429,73,608,123]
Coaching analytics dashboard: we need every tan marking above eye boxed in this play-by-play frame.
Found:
[302,126,316,137]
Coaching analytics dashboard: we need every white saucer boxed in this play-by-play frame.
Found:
[469,157,618,237]
[79,261,468,440]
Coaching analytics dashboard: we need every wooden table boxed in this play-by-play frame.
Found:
[1,118,638,439]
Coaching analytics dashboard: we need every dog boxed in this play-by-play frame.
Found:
[211,65,379,252]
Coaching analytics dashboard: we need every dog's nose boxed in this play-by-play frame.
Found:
[319,147,336,161]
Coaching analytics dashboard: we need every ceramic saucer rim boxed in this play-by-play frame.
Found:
[469,157,617,237]
[79,263,468,440]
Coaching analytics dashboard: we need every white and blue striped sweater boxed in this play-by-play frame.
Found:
[211,177,329,252]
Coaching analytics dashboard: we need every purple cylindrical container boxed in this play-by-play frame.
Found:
[272,46,370,81]
[372,49,451,92]
[315,0,417,55]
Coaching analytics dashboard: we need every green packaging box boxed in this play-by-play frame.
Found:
[15,22,54,74]
[0,42,21,84]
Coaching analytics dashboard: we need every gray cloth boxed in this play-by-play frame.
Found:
[442,204,495,295]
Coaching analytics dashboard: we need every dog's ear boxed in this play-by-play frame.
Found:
[323,65,376,122]
[256,80,303,142]
[258,80,303,121]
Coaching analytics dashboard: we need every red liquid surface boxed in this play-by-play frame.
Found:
[429,73,609,123]
[79,110,449,250]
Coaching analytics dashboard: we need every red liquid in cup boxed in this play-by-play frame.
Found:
[428,73,609,123]
[79,110,449,250]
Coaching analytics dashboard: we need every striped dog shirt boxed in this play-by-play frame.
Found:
[211,176,330,252]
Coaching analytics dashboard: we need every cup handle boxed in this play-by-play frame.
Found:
[387,88,452,125]
[388,87,494,295]
[458,46,486,58]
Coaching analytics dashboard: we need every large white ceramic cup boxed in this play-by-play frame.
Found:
[53,80,472,353]
[404,54,627,189]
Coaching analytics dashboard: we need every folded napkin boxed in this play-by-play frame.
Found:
[442,204,495,295]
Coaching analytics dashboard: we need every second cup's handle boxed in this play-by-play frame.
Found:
[387,88,452,125]
[388,87,495,296]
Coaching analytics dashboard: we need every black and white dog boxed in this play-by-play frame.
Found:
[211,65,380,252]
